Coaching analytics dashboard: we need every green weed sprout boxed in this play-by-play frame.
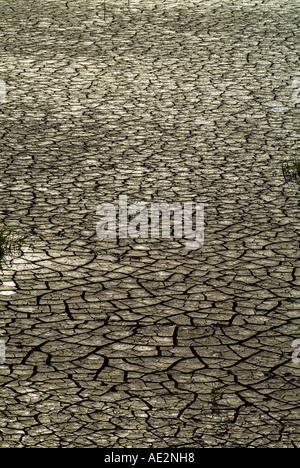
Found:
[210,385,224,405]
[282,157,300,184]
[0,226,24,259]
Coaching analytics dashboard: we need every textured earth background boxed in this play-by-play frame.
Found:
[0,0,299,448]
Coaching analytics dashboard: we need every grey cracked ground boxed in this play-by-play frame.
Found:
[0,0,300,448]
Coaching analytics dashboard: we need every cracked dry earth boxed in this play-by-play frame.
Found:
[0,0,299,449]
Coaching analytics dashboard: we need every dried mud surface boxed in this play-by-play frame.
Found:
[0,0,299,448]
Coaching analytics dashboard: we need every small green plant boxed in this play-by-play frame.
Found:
[0,226,24,259]
[210,384,224,405]
[282,157,300,184]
